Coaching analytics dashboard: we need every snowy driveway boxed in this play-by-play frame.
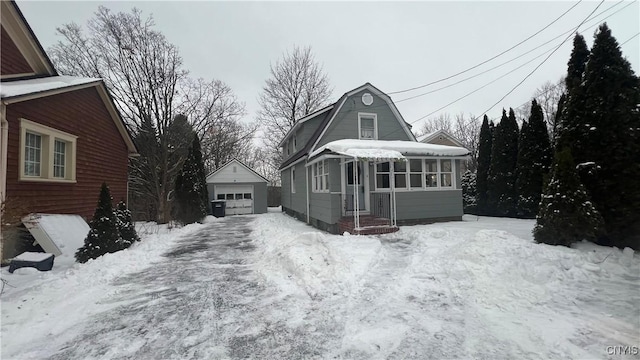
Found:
[2,213,639,359]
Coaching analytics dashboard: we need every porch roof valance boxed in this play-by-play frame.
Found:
[308,139,470,161]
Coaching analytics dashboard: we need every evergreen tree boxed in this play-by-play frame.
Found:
[461,170,477,214]
[174,134,209,225]
[578,24,640,249]
[515,100,552,218]
[556,34,590,155]
[487,109,519,217]
[534,147,605,246]
[476,115,493,215]
[115,201,140,248]
[75,183,120,263]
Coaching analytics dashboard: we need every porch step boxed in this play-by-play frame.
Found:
[338,215,399,235]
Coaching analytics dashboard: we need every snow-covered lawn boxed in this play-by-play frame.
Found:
[251,213,639,359]
[1,211,638,359]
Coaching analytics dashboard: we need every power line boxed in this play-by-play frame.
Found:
[389,0,633,106]
[620,31,640,46]
[387,0,584,95]
[473,0,606,123]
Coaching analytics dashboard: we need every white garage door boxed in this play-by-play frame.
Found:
[215,185,253,215]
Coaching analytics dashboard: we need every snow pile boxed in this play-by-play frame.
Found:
[0,217,218,357]
[309,139,470,159]
[250,214,382,298]
[0,75,100,98]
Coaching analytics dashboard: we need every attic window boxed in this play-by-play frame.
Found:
[358,113,377,140]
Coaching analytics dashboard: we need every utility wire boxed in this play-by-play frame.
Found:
[387,0,584,95]
[620,32,640,46]
[472,0,606,122]
[391,0,634,106]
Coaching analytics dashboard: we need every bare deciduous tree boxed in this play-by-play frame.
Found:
[257,46,332,182]
[514,77,566,137]
[49,6,250,222]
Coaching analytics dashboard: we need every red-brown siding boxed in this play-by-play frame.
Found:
[1,25,34,76]
[5,87,130,219]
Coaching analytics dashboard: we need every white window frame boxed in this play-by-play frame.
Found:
[312,160,329,193]
[374,157,456,191]
[19,118,77,182]
[358,113,378,140]
[293,133,297,152]
[291,166,296,193]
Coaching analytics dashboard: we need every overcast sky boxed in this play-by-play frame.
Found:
[17,0,639,131]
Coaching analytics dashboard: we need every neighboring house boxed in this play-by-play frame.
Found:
[206,159,268,215]
[0,1,137,258]
[418,129,467,173]
[279,83,470,235]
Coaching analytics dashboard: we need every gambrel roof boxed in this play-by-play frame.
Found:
[280,83,416,170]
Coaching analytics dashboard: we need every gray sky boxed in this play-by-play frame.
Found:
[17,0,639,131]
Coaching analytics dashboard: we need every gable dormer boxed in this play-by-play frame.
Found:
[1,0,57,80]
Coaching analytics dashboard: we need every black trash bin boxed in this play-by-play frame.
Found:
[212,200,226,217]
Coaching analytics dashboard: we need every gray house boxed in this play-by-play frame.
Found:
[279,83,470,235]
[206,159,268,215]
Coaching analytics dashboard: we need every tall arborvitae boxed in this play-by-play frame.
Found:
[515,100,552,218]
[552,93,566,144]
[476,115,493,215]
[174,134,209,225]
[75,183,120,263]
[556,34,590,154]
[461,170,477,214]
[487,108,519,217]
[115,201,140,247]
[578,24,640,249]
[534,147,604,246]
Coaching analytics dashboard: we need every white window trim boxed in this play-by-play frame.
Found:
[312,160,329,193]
[358,112,378,140]
[291,166,296,193]
[374,157,457,191]
[19,118,77,183]
[293,132,297,152]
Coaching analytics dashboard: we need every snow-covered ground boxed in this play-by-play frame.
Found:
[1,211,638,359]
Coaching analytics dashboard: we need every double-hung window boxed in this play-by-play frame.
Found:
[20,119,76,182]
[425,159,438,187]
[312,160,329,192]
[358,113,377,140]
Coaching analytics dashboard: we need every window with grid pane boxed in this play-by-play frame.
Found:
[313,160,329,192]
[24,132,42,176]
[394,161,407,189]
[375,162,390,189]
[425,159,438,187]
[53,140,66,178]
[440,159,453,187]
[409,159,423,189]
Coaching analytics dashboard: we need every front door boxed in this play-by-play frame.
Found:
[344,160,368,213]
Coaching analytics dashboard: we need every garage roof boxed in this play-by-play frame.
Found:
[206,159,268,184]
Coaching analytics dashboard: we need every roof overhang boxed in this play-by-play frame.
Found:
[1,76,138,156]
[0,1,57,79]
[309,139,470,162]
[277,104,334,147]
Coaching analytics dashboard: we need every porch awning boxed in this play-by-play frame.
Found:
[309,139,470,161]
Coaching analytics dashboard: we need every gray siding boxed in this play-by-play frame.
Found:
[316,90,412,148]
[393,190,463,220]
[309,158,343,224]
[206,182,268,214]
[281,162,307,215]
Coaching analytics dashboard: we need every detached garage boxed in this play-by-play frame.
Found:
[206,159,268,215]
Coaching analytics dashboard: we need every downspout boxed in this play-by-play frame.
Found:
[306,165,310,224]
[1,102,8,255]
